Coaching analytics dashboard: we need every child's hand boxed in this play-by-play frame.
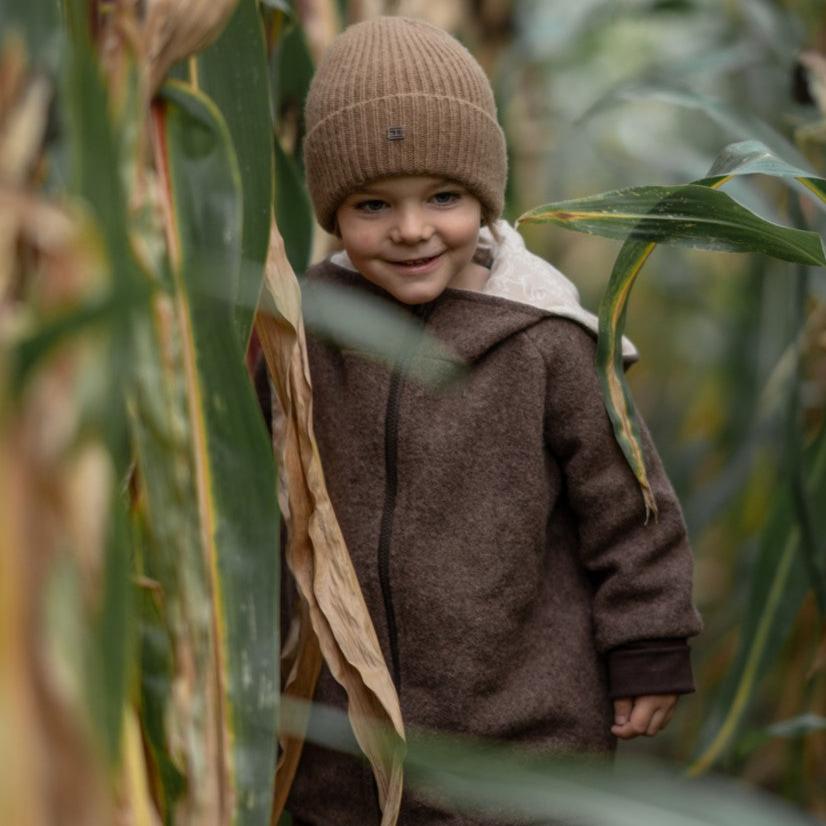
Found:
[611,694,678,739]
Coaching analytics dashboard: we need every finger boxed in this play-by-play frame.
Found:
[613,697,633,726]
[610,719,639,740]
[646,707,667,736]
[628,698,657,736]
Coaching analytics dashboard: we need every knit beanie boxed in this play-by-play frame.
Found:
[303,16,507,233]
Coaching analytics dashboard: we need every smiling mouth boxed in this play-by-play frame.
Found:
[390,252,443,267]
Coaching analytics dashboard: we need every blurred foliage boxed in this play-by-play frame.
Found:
[481,0,826,816]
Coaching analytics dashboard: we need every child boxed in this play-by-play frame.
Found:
[272,15,702,825]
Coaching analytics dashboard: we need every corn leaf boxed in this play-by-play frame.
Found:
[133,519,187,822]
[300,279,465,386]
[517,185,826,267]
[128,291,222,823]
[698,139,826,205]
[281,698,819,826]
[196,0,274,348]
[519,140,826,516]
[274,137,313,276]
[60,0,142,759]
[271,19,315,126]
[573,139,826,767]
[687,424,826,776]
[151,80,280,825]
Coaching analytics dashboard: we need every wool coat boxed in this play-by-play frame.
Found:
[258,256,702,826]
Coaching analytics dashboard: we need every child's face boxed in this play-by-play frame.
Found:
[335,175,485,305]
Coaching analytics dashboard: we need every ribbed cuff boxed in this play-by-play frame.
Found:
[606,638,695,699]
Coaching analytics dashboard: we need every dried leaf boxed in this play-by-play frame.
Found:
[0,33,53,300]
[270,599,322,824]
[293,0,339,64]
[255,219,405,826]
[142,0,240,94]
[0,193,113,826]
[0,35,50,185]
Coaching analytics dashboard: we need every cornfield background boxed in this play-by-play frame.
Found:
[1,0,825,824]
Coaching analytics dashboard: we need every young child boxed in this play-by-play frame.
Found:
[273,15,702,825]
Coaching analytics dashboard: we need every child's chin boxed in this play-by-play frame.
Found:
[393,283,446,305]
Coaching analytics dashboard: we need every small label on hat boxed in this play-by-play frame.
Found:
[386,126,405,141]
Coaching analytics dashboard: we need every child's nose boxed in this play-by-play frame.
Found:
[391,207,433,244]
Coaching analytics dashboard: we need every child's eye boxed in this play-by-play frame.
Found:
[431,191,461,206]
[354,199,388,213]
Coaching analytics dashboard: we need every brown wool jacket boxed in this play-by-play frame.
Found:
[259,259,702,826]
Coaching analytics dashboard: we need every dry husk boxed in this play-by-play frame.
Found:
[255,219,405,826]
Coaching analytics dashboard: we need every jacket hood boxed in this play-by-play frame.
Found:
[325,219,638,365]
[477,221,638,363]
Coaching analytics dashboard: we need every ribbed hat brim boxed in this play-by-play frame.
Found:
[305,93,506,232]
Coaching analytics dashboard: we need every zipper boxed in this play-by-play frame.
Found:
[377,301,436,691]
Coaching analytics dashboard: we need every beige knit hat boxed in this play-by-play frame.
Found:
[303,16,508,232]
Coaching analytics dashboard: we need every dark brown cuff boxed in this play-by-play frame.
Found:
[606,638,695,699]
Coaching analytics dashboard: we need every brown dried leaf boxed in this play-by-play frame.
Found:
[142,0,240,94]
[0,35,50,185]
[0,395,113,826]
[0,188,106,313]
[0,194,114,826]
[294,0,340,64]
[255,218,405,826]
[114,708,163,826]
[270,599,322,824]
[0,76,50,183]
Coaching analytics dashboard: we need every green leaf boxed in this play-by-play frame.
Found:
[282,697,818,826]
[520,164,826,516]
[740,713,826,756]
[157,80,280,825]
[94,496,134,763]
[195,0,275,349]
[595,238,659,516]
[703,140,818,181]
[58,0,139,760]
[128,298,214,821]
[688,425,826,776]
[698,139,826,208]
[0,0,62,71]
[134,527,187,822]
[301,279,467,387]
[766,714,826,738]
[63,0,143,473]
[272,20,315,121]
[274,137,312,275]
[517,184,826,267]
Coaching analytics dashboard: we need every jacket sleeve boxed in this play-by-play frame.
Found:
[530,319,702,697]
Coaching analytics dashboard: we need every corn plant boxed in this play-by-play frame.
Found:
[517,138,826,783]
